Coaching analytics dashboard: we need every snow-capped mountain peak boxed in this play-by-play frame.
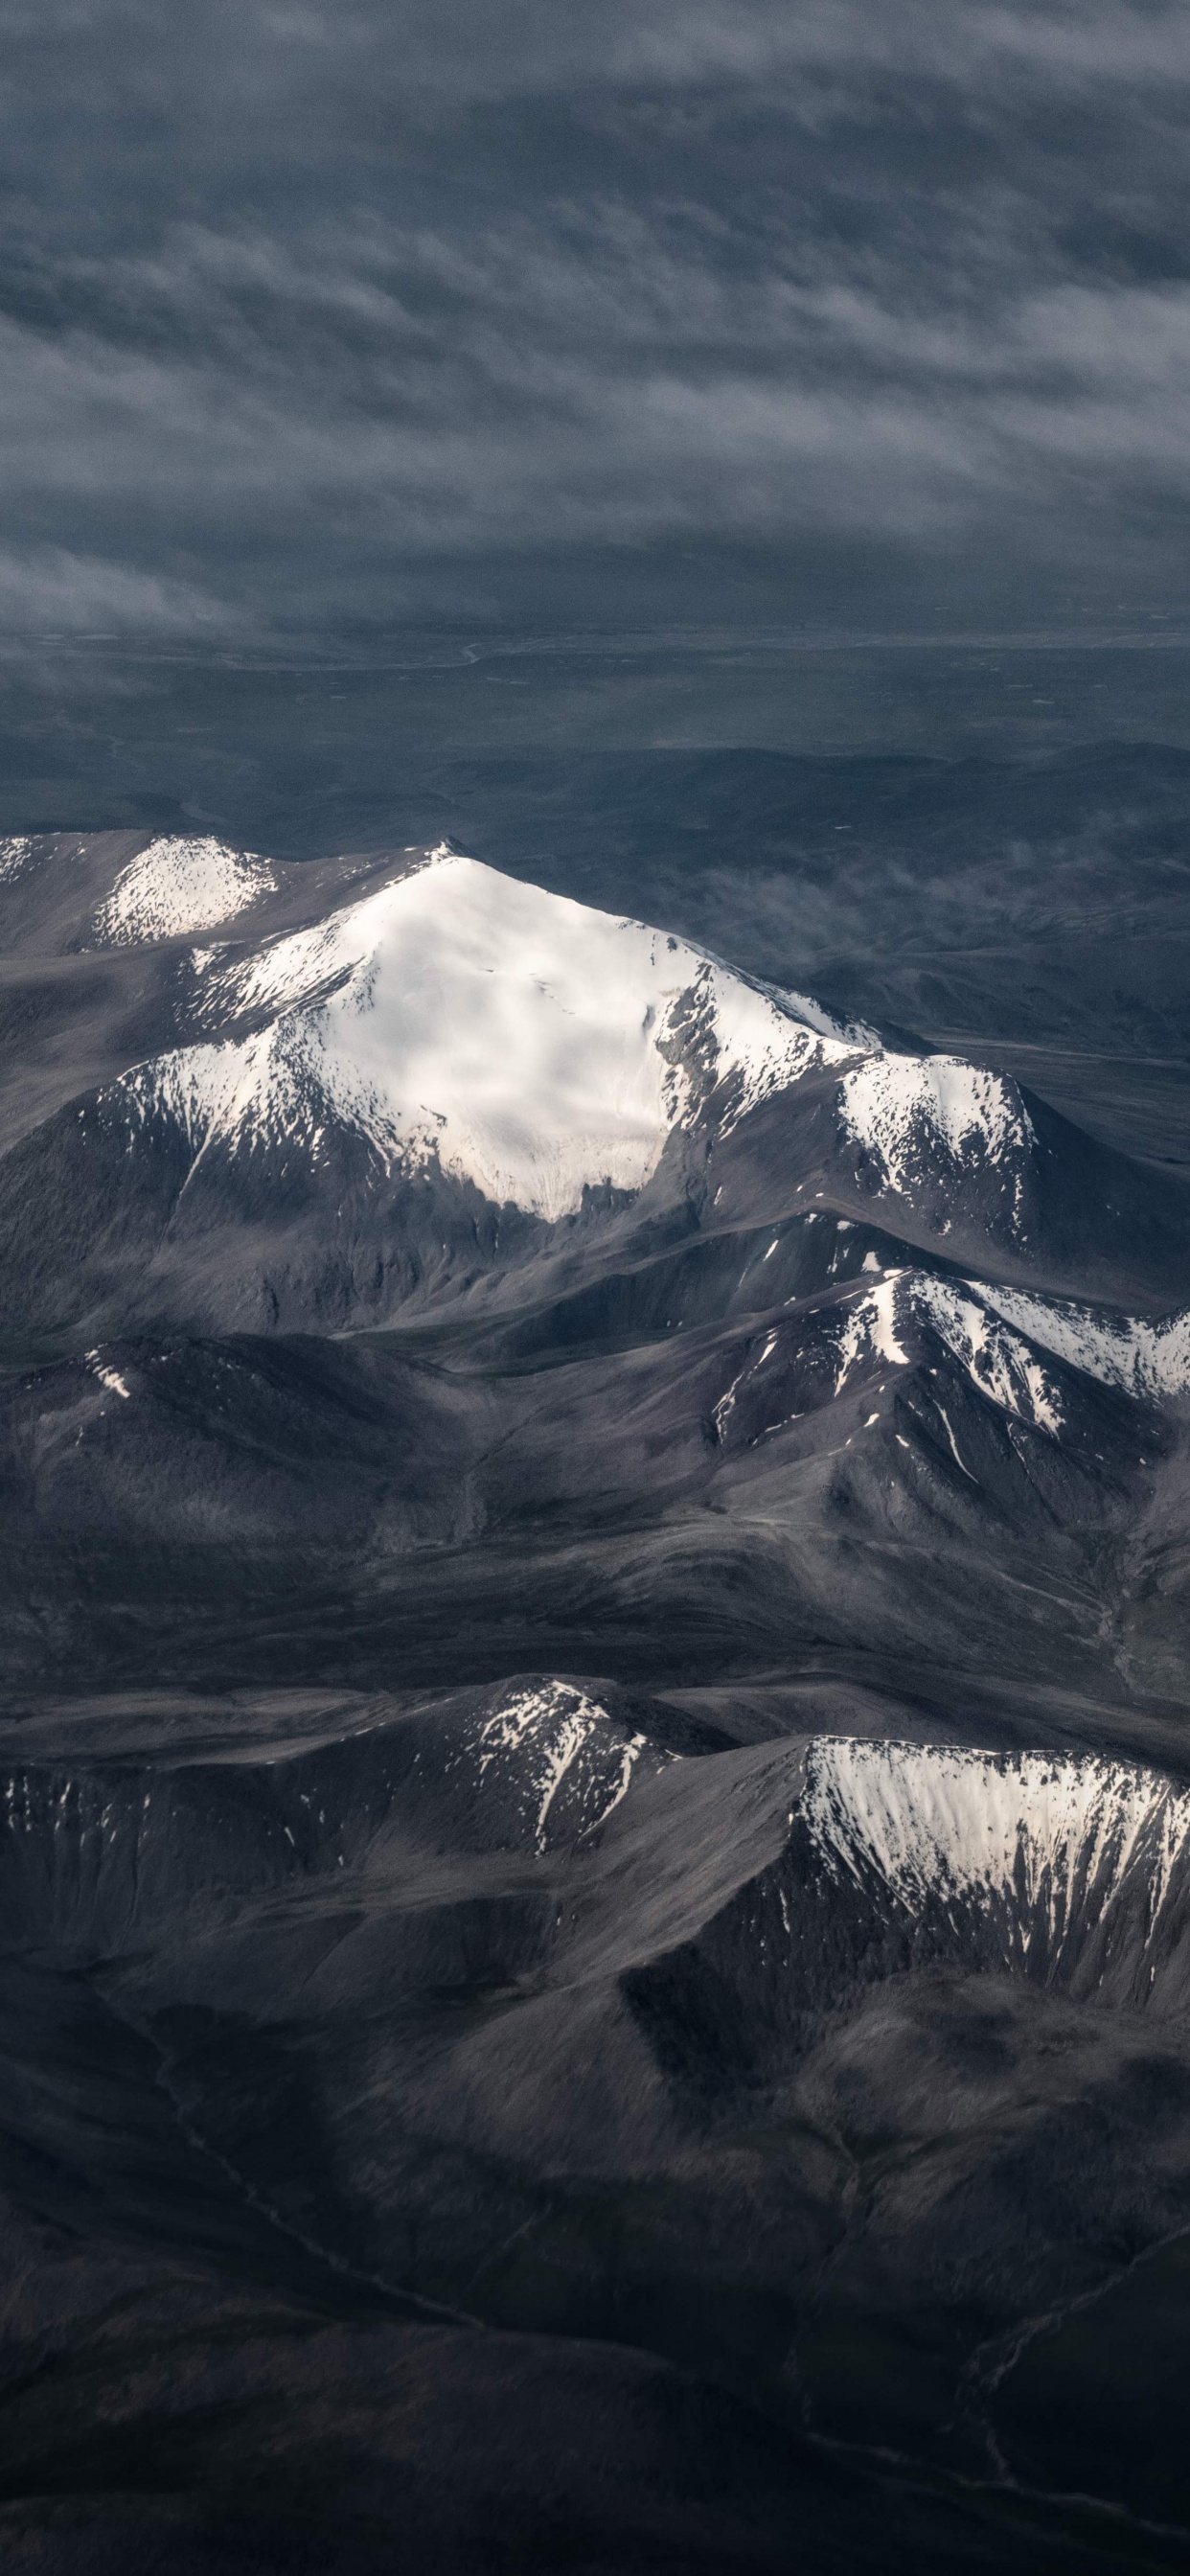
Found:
[799,1736,1190,2000]
[91,836,277,946]
[123,847,862,1221]
[974,1279,1190,1404]
[102,845,1053,1239]
[839,1052,1034,1232]
[832,1270,1068,1431]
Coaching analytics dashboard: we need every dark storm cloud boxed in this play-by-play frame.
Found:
[0,0,1187,632]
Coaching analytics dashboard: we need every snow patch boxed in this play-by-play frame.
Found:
[830,1272,1064,1435]
[839,1055,1034,1231]
[833,1273,911,1381]
[0,836,33,884]
[932,1400,976,1480]
[714,1325,783,1441]
[472,1679,657,1852]
[801,1736,1190,1969]
[911,1276,1064,1436]
[84,1350,131,1400]
[975,1282,1190,1403]
[92,837,276,946]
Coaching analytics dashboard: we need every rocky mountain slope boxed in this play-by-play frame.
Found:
[1,829,1189,2571]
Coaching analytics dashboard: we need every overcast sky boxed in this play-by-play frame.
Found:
[1,0,1187,639]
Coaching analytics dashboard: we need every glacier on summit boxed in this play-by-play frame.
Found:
[122,847,861,1219]
[112,845,1040,1229]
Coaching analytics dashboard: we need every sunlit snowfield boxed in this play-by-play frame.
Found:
[7,629,1190,1172]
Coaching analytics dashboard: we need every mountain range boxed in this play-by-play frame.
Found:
[2,826,1189,2572]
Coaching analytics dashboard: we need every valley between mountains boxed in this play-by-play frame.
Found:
[2,828,1190,2573]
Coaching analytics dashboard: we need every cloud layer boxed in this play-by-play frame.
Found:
[1,0,1187,633]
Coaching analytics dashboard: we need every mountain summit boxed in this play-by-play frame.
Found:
[0,836,1184,1348]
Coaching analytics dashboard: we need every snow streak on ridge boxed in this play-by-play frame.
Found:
[975,1280,1190,1401]
[832,1270,1066,1435]
[827,1268,1190,1431]
[470,1679,656,1853]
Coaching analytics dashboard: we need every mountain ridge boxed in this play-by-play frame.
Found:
[2,818,1190,2568]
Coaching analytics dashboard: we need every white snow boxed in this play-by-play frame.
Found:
[974,1282,1190,1402]
[85,1350,131,1400]
[714,1325,783,1441]
[838,1054,1034,1231]
[833,1273,912,1380]
[89,847,1071,1240]
[472,1679,656,1852]
[120,848,858,1222]
[91,837,276,946]
[832,1269,1190,1430]
[0,836,33,884]
[800,1736,1190,1967]
[910,1276,1064,1435]
[932,1401,976,1480]
[830,1271,1065,1435]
